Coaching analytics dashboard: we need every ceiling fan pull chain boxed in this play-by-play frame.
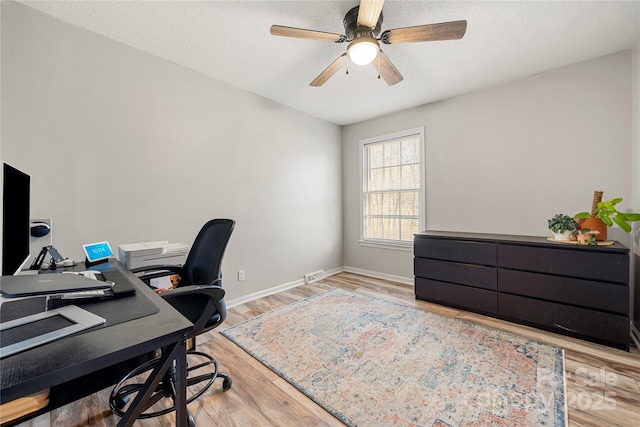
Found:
[346,56,350,75]
[377,52,381,80]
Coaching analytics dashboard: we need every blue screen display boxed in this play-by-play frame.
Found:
[83,241,113,262]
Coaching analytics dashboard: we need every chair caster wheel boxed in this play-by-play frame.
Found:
[222,377,232,391]
[113,395,129,410]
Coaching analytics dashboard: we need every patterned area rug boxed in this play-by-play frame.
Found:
[222,288,566,426]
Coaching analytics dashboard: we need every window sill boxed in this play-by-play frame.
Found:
[358,240,413,252]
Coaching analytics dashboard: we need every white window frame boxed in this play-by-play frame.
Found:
[359,127,425,250]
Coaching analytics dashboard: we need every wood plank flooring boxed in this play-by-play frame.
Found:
[13,272,640,426]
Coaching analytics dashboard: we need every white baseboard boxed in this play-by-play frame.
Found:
[225,266,344,308]
[342,266,414,286]
[226,266,413,308]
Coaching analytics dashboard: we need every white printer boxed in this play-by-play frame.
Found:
[118,241,190,270]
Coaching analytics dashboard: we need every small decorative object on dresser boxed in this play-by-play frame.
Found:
[547,213,578,240]
[574,190,640,240]
[572,228,599,245]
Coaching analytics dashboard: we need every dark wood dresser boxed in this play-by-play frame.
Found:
[414,231,630,350]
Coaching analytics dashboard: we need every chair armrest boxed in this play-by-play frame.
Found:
[130,264,182,282]
[130,264,182,274]
[159,285,225,302]
[160,283,227,333]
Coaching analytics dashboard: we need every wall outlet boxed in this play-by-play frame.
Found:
[237,269,245,281]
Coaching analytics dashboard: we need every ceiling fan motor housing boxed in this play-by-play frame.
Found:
[343,6,383,41]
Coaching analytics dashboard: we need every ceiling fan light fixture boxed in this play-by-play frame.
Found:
[347,36,379,65]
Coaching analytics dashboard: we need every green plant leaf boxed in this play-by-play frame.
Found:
[612,215,631,232]
[597,202,615,214]
[608,197,623,206]
[624,213,640,222]
[573,212,590,219]
[600,215,613,227]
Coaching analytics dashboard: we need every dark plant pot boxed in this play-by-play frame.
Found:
[578,217,607,241]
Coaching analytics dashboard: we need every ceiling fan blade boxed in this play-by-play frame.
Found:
[374,51,403,86]
[270,25,346,43]
[357,0,385,29]
[381,20,467,44]
[310,54,348,87]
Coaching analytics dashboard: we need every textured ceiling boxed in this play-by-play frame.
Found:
[19,1,640,125]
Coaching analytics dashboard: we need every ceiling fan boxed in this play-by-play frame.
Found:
[270,0,467,87]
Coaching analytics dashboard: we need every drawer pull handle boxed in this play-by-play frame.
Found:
[553,323,576,333]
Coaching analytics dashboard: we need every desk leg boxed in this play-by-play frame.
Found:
[174,334,188,427]
[117,336,187,427]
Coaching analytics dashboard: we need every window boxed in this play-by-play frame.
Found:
[360,128,424,248]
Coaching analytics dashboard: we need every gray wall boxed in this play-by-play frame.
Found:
[342,51,634,281]
[1,2,343,302]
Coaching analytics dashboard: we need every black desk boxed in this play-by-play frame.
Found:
[0,260,193,426]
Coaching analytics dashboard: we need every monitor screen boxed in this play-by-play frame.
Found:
[2,163,31,276]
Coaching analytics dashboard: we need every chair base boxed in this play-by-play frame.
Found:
[109,350,231,423]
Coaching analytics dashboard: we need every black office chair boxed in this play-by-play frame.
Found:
[109,218,235,425]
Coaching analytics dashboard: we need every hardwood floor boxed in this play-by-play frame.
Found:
[14,272,640,426]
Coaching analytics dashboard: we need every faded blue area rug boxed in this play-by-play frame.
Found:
[222,288,566,426]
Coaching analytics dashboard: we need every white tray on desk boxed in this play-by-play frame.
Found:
[0,305,105,358]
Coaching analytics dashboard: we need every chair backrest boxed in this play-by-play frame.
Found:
[179,219,235,287]
[164,219,235,336]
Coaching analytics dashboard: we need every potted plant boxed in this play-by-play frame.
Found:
[547,214,578,240]
[572,228,599,245]
[574,191,640,240]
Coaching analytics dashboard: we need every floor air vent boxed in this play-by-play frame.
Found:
[304,270,325,284]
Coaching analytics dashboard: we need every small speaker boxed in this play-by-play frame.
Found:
[30,221,51,237]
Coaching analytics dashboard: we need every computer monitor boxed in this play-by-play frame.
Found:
[2,163,31,276]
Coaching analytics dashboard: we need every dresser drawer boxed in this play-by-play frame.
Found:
[414,237,496,266]
[415,277,497,314]
[499,269,629,315]
[415,258,497,290]
[498,244,629,284]
[498,293,629,348]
